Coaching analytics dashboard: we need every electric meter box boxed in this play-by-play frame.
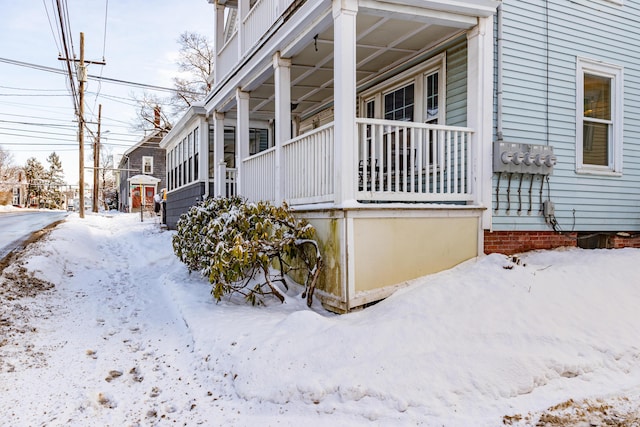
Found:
[493,141,556,175]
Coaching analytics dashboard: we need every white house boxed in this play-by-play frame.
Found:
[163,0,501,312]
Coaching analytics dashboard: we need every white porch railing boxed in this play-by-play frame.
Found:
[217,31,238,81]
[214,164,238,197]
[356,118,474,202]
[239,119,474,206]
[242,0,295,53]
[283,123,335,205]
[242,147,276,202]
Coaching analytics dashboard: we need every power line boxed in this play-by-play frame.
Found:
[43,0,62,55]
[0,93,72,97]
[0,84,68,92]
[0,119,76,128]
[0,57,193,93]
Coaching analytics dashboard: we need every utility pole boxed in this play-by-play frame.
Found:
[58,32,105,219]
[78,32,86,218]
[93,103,102,213]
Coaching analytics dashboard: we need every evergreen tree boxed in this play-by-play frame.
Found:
[45,152,65,209]
[24,157,45,207]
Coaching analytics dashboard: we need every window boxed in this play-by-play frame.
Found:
[384,84,414,121]
[188,133,193,183]
[224,126,236,168]
[142,156,153,174]
[209,125,215,179]
[249,128,269,155]
[425,71,439,124]
[576,58,623,175]
[193,127,199,181]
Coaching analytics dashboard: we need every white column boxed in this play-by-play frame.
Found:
[236,89,250,197]
[333,0,358,207]
[213,111,225,196]
[213,2,225,83]
[467,15,494,231]
[273,51,291,204]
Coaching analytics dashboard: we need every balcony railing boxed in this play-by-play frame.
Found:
[283,123,335,205]
[239,119,474,206]
[242,0,296,52]
[217,31,238,82]
[356,118,474,202]
[213,165,238,198]
[243,147,276,202]
[217,0,296,82]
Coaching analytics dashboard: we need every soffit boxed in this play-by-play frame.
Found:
[238,5,493,119]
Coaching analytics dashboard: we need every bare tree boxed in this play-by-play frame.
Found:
[0,146,22,186]
[99,145,117,210]
[131,92,174,133]
[133,31,214,131]
[172,31,213,108]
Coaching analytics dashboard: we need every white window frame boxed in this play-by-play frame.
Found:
[142,156,154,175]
[359,52,446,123]
[576,57,623,176]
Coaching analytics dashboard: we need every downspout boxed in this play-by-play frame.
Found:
[496,3,503,142]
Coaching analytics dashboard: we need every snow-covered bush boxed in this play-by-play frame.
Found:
[172,196,322,306]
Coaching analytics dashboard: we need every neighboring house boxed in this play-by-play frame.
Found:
[0,168,26,207]
[118,128,167,214]
[486,1,640,252]
[159,104,211,228]
[165,0,500,312]
[11,171,27,207]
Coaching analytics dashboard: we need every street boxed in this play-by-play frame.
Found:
[0,210,68,260]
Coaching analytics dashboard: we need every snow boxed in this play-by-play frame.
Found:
[1,212,639,426]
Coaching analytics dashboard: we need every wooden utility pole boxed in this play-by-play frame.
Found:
[78,32,86,218]
[59,32,105,218]
[93,103,102,213]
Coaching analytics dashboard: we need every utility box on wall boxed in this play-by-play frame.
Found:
[493,141,556,175]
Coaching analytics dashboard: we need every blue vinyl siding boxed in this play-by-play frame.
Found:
[492,0,640,232]
[446,38,467,127]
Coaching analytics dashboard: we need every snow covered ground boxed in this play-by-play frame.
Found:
[0,211,639,426]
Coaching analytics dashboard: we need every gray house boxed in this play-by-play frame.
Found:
[117,128,167,214]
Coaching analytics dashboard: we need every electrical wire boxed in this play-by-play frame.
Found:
[43,0,62,55]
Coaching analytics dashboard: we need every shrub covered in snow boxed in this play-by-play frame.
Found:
[172,196,322,306]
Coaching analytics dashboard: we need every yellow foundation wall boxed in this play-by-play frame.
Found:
[303,216,344,300]
[352,216,478,292]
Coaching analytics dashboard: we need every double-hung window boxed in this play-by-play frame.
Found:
[142,156,153,174]
[576,57,623,175]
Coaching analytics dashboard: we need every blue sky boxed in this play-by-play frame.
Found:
[0,0,214,184]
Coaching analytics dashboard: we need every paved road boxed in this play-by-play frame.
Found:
[0,210,68,260]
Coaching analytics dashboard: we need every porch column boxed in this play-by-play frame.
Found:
[333,0,358,206]
[273,51,291,204]
[467,15,494,230]
[213,2,225,84]
[236,89,250,197]
[213,111,225,196]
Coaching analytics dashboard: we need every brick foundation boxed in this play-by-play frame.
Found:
[484,231,640,255]
[606,233,640,249]
[484,231,578,255]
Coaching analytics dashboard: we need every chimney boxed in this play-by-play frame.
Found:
[154,106,161,129]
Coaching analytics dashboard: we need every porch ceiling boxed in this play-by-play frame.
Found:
[240,9,480,121]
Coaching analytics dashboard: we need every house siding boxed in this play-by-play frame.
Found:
[165,182,207,229]
[446,38,467,127]
[491,0,640,234]
[117,134,166,214]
